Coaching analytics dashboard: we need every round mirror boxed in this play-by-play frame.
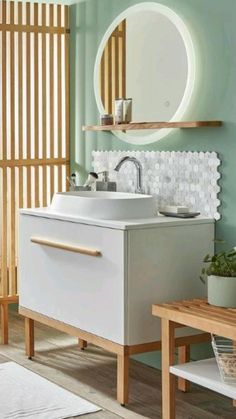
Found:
[94,2,196,145]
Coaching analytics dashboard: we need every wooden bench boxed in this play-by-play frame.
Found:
[152,298,236,419]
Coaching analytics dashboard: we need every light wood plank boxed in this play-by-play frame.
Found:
[41,3,47,206]
[178,345,190,392]
[57,4,62,192]
[1,1,8,298]
[83,121,223,132]
[121,20,126,99]
[25,318,34,359]
[1,169,8,297]
[0,158,69,169]
[9,3,16,296]
[0,23,70,34]
[49,5,55,201]
[26,3,31,208]
[107,37,112,114]
[161,319,176,419]
[18,2,23,209]
[34,3,39,207]
[0,304,9,345]
[117,353,129,406]
[153,304,236,341]
[64,6,70,190]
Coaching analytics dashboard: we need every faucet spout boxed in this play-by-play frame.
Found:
[114,156,143,194]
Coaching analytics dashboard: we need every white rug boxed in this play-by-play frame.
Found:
[0,362,101,418]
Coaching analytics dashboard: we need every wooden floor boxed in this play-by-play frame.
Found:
[0,311,236,418]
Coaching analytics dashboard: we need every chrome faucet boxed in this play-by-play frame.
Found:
[114,156,143,194]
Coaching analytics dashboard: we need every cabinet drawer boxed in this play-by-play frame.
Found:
[19,214,126,344]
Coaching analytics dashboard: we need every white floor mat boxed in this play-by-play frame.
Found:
[0,362,101,418]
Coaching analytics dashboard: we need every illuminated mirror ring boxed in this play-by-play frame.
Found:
[94,2,196,145]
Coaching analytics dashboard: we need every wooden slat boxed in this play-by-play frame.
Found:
[10,1,15,162]
[34,3,39,207]
[0,304,9,344]
[0,23,70,35]
[0,295,19,303]
[18,2,23,208]
[57,4,62,191]
[178,345,190,392]
[114,31,119,99]
[9,2,16,295]
[100,52,105,108]
[104,44,109,113]
[180,300,236,322]
[100,19,126,112]
[164,300,236,322]
[1,0,7,161]
[107,37,112,113]
[0,158,69,169]
[128,333,210,355]
[121,19,126,99]
[161,303,236,327]
[26,3,31,208]
[162,319,176,419]
[0,0,70,319]
[49,5,54,200]
[1,1,8,297]
[25,318,34,358]
[64,6,70,190]
[152,302,236,341]
[41,4,47,206]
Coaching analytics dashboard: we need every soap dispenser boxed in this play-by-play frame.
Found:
[95,171,117,192]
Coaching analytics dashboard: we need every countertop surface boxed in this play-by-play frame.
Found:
[20,207,214,230]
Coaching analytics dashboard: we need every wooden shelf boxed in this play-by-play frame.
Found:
[82,120,222,132]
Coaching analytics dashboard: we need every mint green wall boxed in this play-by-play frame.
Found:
[69,0,236,367]
[70,0,236,246]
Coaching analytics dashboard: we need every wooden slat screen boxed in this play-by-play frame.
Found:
[100,20,126,115]
[0,1,70,305]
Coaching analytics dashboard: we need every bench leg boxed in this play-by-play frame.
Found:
[162,318,176,419]
[117,352,129,406]
[78,338,87,350]
[178,345,190,392]
[0,303,9,345]
[25,318,34,359]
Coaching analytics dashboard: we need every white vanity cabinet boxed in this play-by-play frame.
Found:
[19,211,214,346]
[19,210,214,404]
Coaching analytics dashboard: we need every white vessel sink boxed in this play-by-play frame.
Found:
[50,191,156,220]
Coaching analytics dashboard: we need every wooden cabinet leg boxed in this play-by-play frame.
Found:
[178,345,190,392]
[0,304,9,345]
[162,318,176,419]
[78,338,87,350]
[117,352,129,406]
[25,318,34,359]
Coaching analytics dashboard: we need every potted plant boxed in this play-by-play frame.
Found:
[200,245,236,308]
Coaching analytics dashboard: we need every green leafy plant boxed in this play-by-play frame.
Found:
[200,244,236,283]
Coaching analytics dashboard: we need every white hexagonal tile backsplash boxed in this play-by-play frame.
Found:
[92,151,221,219]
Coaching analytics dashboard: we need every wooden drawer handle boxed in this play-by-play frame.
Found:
[30,237,102,257]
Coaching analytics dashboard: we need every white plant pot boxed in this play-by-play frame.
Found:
[208,275,236,308]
